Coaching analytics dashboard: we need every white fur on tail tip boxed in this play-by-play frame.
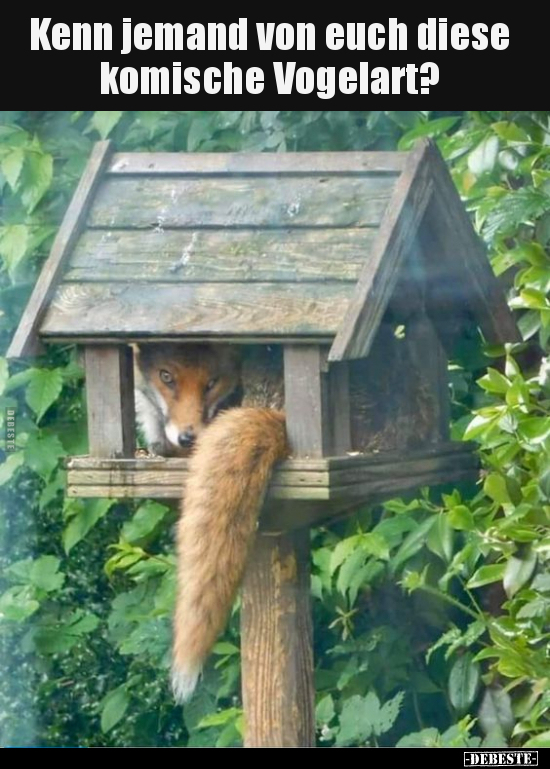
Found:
[171,663,201,703]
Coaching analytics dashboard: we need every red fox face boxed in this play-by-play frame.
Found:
[136,344,242,451]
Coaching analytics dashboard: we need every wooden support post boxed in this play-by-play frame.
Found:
[242,345,342,747]
[84,345,135,457]
[328,361,351,455]
[241,529,313,747]
[283,345,331,457]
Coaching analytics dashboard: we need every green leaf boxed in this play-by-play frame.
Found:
[477,368,510,394]
[100,685,130,733]
[390,516,436,573]
[335,694,374,746]
[524,731,550,747]
[197,707,242,729]
[336,547,366,598]
[0,357,8,396]
[478,687,514,739]
[104,544,146,578]
[1,147,25,189]
[25,368,63,422]
[33,611,100,654]
[503,549,537,598]
[398,117,460,150]
[467,563,506,589]
[30,555,65,592]
[212,641,239,656]
[24,432,65,480]
[361,531,390,560]
[448,653,481,712]
[5,558,34,583]
[39,469,66,509]
[448,505,475,531]
[464,414,498,440]
[20,151,53,212]
[426,627,461,663]
[513,288,549,310]
[0,451,24,485]
[63,498,116,553]
[483,474,510,506]
[427,513,454,562]
[215,722,241,748]
[3,367,36,393]
[518,416,550,445]
[396,727,440,747]
[335,691,403,746]
[491,122,529,143]
[121,501,169,543]
[187,116,214,152]
[0,585,39,621]
[539,465,550,500]
[531,573,550,592]
[91,111,123,139]
[0,224,29,278]
[315,694,335,726]
[374,691,404,736]
[468,135,499,174]
[516,596,550,619]
[330,535,360,575]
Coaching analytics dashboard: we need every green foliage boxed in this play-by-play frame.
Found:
[1,110,550,747]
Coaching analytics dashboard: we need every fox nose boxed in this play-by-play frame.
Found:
[178,429,196,448]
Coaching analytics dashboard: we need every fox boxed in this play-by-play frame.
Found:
[134,343,287,703]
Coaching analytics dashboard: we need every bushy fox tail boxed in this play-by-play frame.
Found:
[171,407,287,703]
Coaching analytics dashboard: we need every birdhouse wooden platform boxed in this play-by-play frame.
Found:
[8,139,520,747]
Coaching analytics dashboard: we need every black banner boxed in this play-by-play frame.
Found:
[4,14,545,106]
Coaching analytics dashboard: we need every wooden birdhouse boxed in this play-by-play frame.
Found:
[8,139,520,747]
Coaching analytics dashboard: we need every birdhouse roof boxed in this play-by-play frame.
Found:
[8,139,519,361]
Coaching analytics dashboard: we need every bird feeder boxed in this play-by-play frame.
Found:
[8,139,520,747]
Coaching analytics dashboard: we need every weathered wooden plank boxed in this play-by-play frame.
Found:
[405,312,450,441]
[85,345,135,457]
[241,530,314,747]
[261,466,479,531]
[66,441,476,471]
[67,485,183,499]
[68,459,479,504]
[67,452,479,529]
[284,345,331,458]
[424,143,521,345]
[349,321,444,453]
[65,228,375,283]
[89,175,395,229]
[41,282,354,339]
[329,139,434,361]
[68,447,476,492]
[328,361,351,454]
[68,467,330,488]
[7,141,112,358]
[46,333,336,347]
[108,151,407,176]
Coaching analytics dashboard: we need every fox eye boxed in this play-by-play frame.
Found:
[205,378,219,393]
[159,370,174,386]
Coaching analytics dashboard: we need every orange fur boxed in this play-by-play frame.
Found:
[172,407,287,702]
